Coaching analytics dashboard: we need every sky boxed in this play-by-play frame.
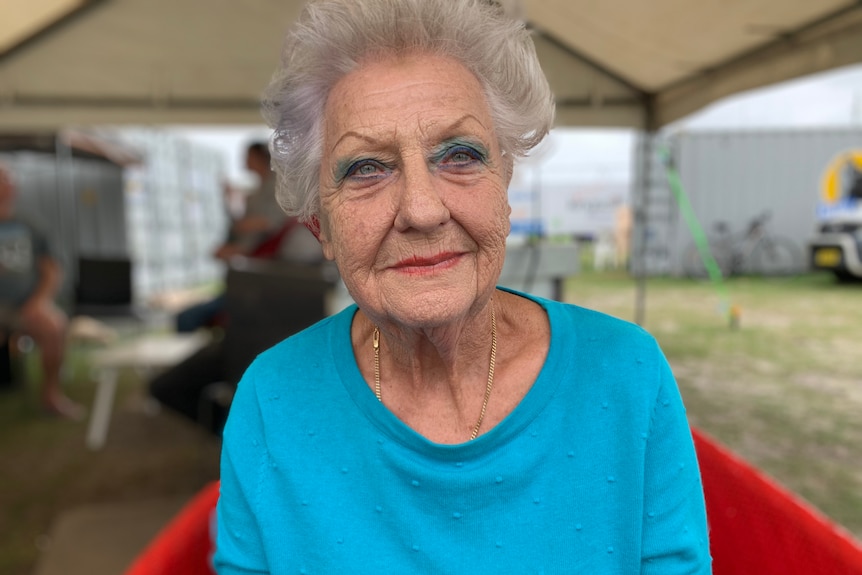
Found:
[166,63,862,189]
[670,63,862,131]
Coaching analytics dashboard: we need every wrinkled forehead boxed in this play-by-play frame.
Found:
[322,52,495,147]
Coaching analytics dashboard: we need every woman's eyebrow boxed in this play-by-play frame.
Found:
[436,114,489,137]
[330,113,490,152]
[329,130,383,154]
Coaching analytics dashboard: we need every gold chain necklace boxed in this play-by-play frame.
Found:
[372,303,497,441]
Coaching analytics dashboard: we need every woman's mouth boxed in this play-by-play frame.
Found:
[392,252,463,273]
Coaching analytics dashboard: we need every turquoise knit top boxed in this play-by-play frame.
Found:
[214,289,711,574]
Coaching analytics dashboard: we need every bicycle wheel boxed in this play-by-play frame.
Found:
[750,236,801,276]
[682,242,731,279]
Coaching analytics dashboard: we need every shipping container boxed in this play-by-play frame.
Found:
[632,128,862,277]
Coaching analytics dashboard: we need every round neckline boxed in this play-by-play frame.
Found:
[332,287,574,462]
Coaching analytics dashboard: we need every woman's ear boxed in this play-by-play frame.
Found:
[304,215,321,241]
[307,214,336,261]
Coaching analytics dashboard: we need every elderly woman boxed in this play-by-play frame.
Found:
[215,0,711,573]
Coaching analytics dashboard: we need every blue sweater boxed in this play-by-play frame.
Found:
[215,290,711,574]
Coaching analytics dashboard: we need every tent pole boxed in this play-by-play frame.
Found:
[633,128,655,327]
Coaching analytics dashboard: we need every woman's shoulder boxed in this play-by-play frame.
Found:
[502,287,656,348]
[232,306,352,396]
[251,306,353,368]
[560,301,654,343]
[225,306,357,429]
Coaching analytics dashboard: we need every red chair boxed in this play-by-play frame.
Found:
[126,431,862,574]
[123,480,220,575]
[692,428,862,574]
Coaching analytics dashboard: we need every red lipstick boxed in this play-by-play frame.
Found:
[392,252,462,272]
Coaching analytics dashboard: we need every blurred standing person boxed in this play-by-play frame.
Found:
[153,140,323,427]
[0,164,83,419]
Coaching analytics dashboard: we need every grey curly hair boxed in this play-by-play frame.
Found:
[261,0,555,222]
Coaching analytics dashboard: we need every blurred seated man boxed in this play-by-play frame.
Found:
[152,143,324,433]
[0,164,83,419]
[214,142,285,261]
[150,259,327,435]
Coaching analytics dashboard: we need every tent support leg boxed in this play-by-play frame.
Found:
[633,130,655,327]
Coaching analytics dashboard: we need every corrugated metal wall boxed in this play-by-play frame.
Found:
[119,129,227,301]
[72,158,129,258]
[636,129,862,276]
[1,132,227,310]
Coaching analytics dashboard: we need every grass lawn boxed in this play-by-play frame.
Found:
[564,270,862,539]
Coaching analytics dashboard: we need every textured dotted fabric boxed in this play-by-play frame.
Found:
[214,288,711,574]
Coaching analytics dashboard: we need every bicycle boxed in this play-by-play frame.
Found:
[682,211,802,279]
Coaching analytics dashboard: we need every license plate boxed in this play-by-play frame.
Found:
[814,248,841,268]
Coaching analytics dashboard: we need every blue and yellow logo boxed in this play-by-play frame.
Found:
[818,150,862,219]
[821,150,862,203]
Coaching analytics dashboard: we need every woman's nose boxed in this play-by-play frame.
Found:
[393,158,450,232]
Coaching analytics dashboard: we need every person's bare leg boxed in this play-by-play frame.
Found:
[19,303,84,419]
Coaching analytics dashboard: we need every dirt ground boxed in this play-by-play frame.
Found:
[0,367,221,575]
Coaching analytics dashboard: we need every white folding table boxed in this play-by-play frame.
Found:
[85,331,210,450]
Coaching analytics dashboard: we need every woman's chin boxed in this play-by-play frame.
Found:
[377,284,486,330]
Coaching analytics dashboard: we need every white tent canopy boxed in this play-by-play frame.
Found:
[0,0,861,130]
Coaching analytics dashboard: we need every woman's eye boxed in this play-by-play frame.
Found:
[441,145,484,167]
[345,159,386,179]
